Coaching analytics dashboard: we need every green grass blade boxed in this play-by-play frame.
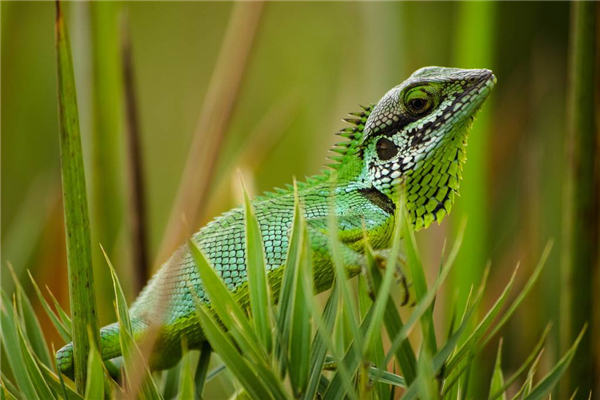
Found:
[367,366,406,388]
[510,352,543,400]
[241,177,273,354]
[415,347,440,400]
[0,380,20,400]
[304,283,339,400]
[378,251,456,399]
[483,242,552,346]
[433,269,488,380]
[194,342,212,398]
[89,2,124,303]
[27,272,72,342]
[326,180,363,355]
[488,340,506,400]
[206,364,226,384]
[55,0,100,391]
[83,331,104,400]
[488,325,550,400]
[383,231,457,368]
[178,347,196,400]
[103,247,162,400]
[324,354,406,390]
[363,201,405,355]
[314,291,379,400]
[403,305,478,400]
[522,325,587,400]
[7,264,52,368]
[433,302,478,374]
[15,311,57,399]
[45,283,73,332]
[193,303,274,400]
[321,307,379,400]
[161,361,181,400]
[358,274,390,400]
[0,292,37,400]
[289,214,313,397]
[445,265,518,374]
[276,180,303,377]
[187,240,264,362]
[562,1,598,394]
[187,250,288,397]
[0,375,21,400]
[38,360,84,400]
[401,209,442,354]
[103,247,131,333]
[365,250,417,384]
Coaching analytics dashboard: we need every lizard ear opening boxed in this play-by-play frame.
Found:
[376,137,398,161]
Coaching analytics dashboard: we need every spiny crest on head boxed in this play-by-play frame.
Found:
[258,104,374,201]
[326,104,374,170]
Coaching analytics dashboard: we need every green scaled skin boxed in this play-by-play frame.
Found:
[57,67,496,376]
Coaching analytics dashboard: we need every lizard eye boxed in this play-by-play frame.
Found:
[405,87,434,116]
[376,138,397,161]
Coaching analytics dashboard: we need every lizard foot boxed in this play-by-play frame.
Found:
[366,249,414,307]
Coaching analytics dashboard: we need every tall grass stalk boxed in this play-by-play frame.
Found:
[89,2,124,309]
[451,0,495,314]
[451,3,495,396]
[156,1,264,265]
[561,1,598,396]
[121,12,150,294]
[55,0,100,392]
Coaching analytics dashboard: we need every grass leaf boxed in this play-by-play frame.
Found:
[303,283,339,400]
[365,247,417,384]
[27,272,72,342]
[241,176,273,354]
[401,208,442,354]
[0,291,38,400]
[522,325,587,400]
[193,301,274,400]
[55,0,100,391]
[7,264,52,368]
[103,247,162,400]
[83,331,104,400]
[288,209,313,397]
[483,242,552,346]
[187,240,264,362]
[177,346,196,400]
[488,339,506,400]
[363,199,405,355]
[488,325,550,400]
[15,309,57,399]
[194,342,212,398]
[445,264,518,374]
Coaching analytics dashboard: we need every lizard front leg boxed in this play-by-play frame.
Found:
[305,215,410,305]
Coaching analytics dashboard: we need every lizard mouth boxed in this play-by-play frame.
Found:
[465,70,496,111]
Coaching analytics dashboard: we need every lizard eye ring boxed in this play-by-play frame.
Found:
[404,88,434,116]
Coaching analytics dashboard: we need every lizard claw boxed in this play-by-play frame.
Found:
[372,250,415,307]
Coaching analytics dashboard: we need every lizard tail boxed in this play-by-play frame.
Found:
[56,322,123,378]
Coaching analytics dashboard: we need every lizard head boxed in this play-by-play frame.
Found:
[359,66,496,230]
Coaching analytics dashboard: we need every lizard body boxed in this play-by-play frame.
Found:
[57,67,496,375]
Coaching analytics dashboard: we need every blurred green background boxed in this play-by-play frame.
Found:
[2,1,597,398]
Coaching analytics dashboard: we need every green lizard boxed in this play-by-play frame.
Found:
[57,66,496,376]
